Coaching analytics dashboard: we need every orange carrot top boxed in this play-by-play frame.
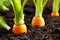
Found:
[32,16,45,27]
[10,0,27,35]
[31,0,48,27]
[51,0,60,16]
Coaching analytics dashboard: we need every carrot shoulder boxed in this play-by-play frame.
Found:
[32,16,45,27]
[12,24,27,35]
[51,12,59,17]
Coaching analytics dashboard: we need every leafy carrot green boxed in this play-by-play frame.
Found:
[0,16,11,30]
[0,0,9,11]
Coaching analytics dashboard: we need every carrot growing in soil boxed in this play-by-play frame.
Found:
[32,0,48,27]
[10,0,27,35]
[51,0,60,16]
[0,0,9,11]
[0,16,11,30]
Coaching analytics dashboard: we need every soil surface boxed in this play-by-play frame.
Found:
[0,0,60,40]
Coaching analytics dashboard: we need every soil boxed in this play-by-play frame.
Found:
[0,0,60,40]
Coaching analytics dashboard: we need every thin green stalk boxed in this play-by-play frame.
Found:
[0,0,9,11]
[10,0,27,25]
[0,16,11,30]
[2,0,10,6]
[33,0,48,17]
[53,0,60,12]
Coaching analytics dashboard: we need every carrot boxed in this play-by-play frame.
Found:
[51,12,59,16]
[51,0,60,17]
[32,16,45,27]
[12,24,27,35]
[10,0,27,35]
[32,0,48,27]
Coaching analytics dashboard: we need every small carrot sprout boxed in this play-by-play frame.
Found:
[51,0,60,16]
[0,16,11,30]
[10,0,27,35]
[0,0,9,11]
[32,0,48,27]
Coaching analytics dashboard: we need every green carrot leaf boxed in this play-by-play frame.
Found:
[2,0,10,6]
[33,0,48,17]
[0,16,11,30]
[0,0,9,11]
[22,0,27,9]
[10,0,27,25]
[53,0,60,12]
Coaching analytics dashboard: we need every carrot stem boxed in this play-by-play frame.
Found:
[53,0,60,12]
[10,0,27,25]
[0,0,9,11]
[0,16,11,30]
[34,0,48,17]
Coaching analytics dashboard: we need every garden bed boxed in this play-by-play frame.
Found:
[0,0,60,40]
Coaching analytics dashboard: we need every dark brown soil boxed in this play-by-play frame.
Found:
[0,0,60,40]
